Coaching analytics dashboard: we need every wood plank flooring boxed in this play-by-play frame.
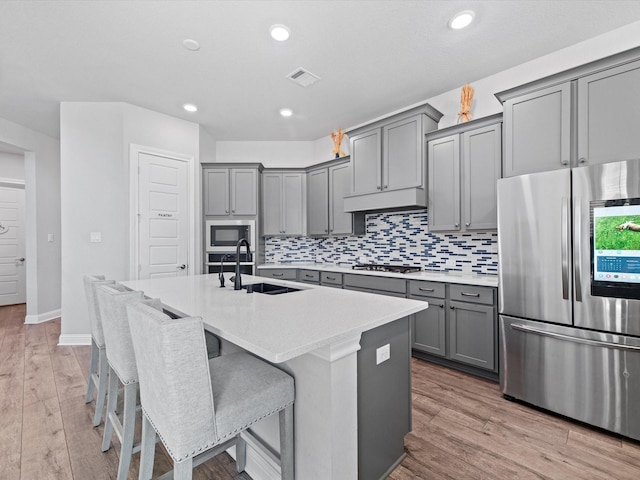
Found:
[2,303,640,479]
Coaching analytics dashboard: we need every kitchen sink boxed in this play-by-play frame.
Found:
[243,282,301,295]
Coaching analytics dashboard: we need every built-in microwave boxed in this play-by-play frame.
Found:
[205,219,255,252]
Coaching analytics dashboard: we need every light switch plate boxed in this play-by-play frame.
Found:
[90,232,102,243]
[47,233,54,242]
[376,344,390,365]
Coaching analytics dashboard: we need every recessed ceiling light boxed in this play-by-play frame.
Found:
[279,108,293,117]
[270,24,290,41]
[449,10,475,30]
[183,103,198,113]
[182,39,200,51]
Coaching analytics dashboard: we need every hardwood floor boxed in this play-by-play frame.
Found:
[3,303,640,479]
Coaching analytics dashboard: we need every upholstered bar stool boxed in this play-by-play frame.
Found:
[126,303,295,480]
[83,274,113,427]
[96,283,163,480]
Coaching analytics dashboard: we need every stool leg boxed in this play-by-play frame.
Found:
[101,366,119,452]
[174,457,193,480]
[93,347,109,427]
[85,339,98,403]
[235,433,246,473]
[116,382,138,480]
[279,404,295,480]
[139,414,156,480]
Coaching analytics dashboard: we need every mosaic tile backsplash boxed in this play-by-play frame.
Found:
[264,209,498,275]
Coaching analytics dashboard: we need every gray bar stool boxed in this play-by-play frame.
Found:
[126,303,295,480]
[96,283,163,480]
[83,274,113,427]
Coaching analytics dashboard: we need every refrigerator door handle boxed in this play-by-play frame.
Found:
[573,197,583,302]
[511,323,640,352]
[561,197,570,300]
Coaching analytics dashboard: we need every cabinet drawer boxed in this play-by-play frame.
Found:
[321,272,343,286]
[298,269,320,283]
[449,284,495,305]
[408,280,445,299]
[343,274,406,295]
[257,268,297,281]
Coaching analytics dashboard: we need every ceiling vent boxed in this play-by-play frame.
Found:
[286,67,320,87]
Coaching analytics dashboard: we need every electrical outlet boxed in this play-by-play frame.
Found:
[90,232,102,243]
[47,233,54,242]
[376,344,390,365]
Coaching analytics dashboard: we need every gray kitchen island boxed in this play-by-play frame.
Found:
[122,273,428,480]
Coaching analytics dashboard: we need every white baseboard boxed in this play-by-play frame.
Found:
[58,333,92,346]
[25,308,61,324]
[227,430,281,480]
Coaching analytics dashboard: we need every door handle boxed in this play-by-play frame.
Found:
[561,197,570,300]
[573,197,582,302]
[177,264,187,270]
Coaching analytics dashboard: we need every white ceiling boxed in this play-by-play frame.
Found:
[1,0,640,144]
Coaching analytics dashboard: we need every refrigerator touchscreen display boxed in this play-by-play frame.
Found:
[591,198,640,299]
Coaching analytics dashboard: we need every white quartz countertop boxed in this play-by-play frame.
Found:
[258,263,499,287]
[121,274,428,364]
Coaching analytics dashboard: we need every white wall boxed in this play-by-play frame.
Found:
[60,102,199,343]
[0,117,61,322]
[0,152,25,180]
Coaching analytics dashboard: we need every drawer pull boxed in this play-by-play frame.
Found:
[418,287,435,292]
[461,292,480,297]
[305,274,314,278]
[326,276,336,281]
[272,273,284,277]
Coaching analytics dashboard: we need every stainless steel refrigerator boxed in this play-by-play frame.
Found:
[498,158,640,441]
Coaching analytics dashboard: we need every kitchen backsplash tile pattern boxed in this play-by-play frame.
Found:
[265,209,498,275]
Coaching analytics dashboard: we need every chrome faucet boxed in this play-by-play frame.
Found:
[234,238,251,290]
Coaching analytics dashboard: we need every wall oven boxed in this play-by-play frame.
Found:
[205,219,256,275]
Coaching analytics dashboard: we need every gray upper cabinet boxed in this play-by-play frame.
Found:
[262,171,305,236]
[577,58,640,166]
[497,47,640,176]
[343,103,442,212]
[307,158,364,236]
[203,165,259,217]
[427,115,502,232]
[502,83,571,177]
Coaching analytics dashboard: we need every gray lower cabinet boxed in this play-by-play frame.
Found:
[255,268,297,281]
[297,269,320,284]
[203,165,259,216]
[320,271,342,288]
[342,274,407,297]
[408,281,446,357]
[427,114,502,232]
[411,280,497,373]
[262,171,305,236]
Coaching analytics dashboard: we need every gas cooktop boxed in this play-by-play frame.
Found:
[351,264,422,274]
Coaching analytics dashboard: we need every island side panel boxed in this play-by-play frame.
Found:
[358,317,411,480]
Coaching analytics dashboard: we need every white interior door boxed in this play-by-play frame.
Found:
[0,186,26,305]
[137,152,189,279]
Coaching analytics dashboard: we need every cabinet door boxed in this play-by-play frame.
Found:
[262,173,282,235]
[410,296,446,357]
[577,59,640,166]
[383,114,423,191]
[282,173,304,235]
[350,128,382,195]
[428,134,460,232]
[204,168,230,216]
[503,83,571,177]
[307,168,329,235]
[329,162,352,235]
[448,300,496,371]
[462,123,502,230]
[230,168,257,216]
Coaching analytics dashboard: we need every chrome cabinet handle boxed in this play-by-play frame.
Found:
[326,276,336,280]
[574,197,582,302]
[272,273,284,277]
[418,287,434,292]
[17,258,25,262]
[376,186,381,190]
[561,196,570,300]
[460,292,480,297]
[454,223,460,228]
[305,274,314,278]
[465,222,470,227]
[578,157,587,164]
[177,264,187,270]
[511,324,640,352]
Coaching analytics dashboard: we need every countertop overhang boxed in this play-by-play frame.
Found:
[121,274,428,363]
